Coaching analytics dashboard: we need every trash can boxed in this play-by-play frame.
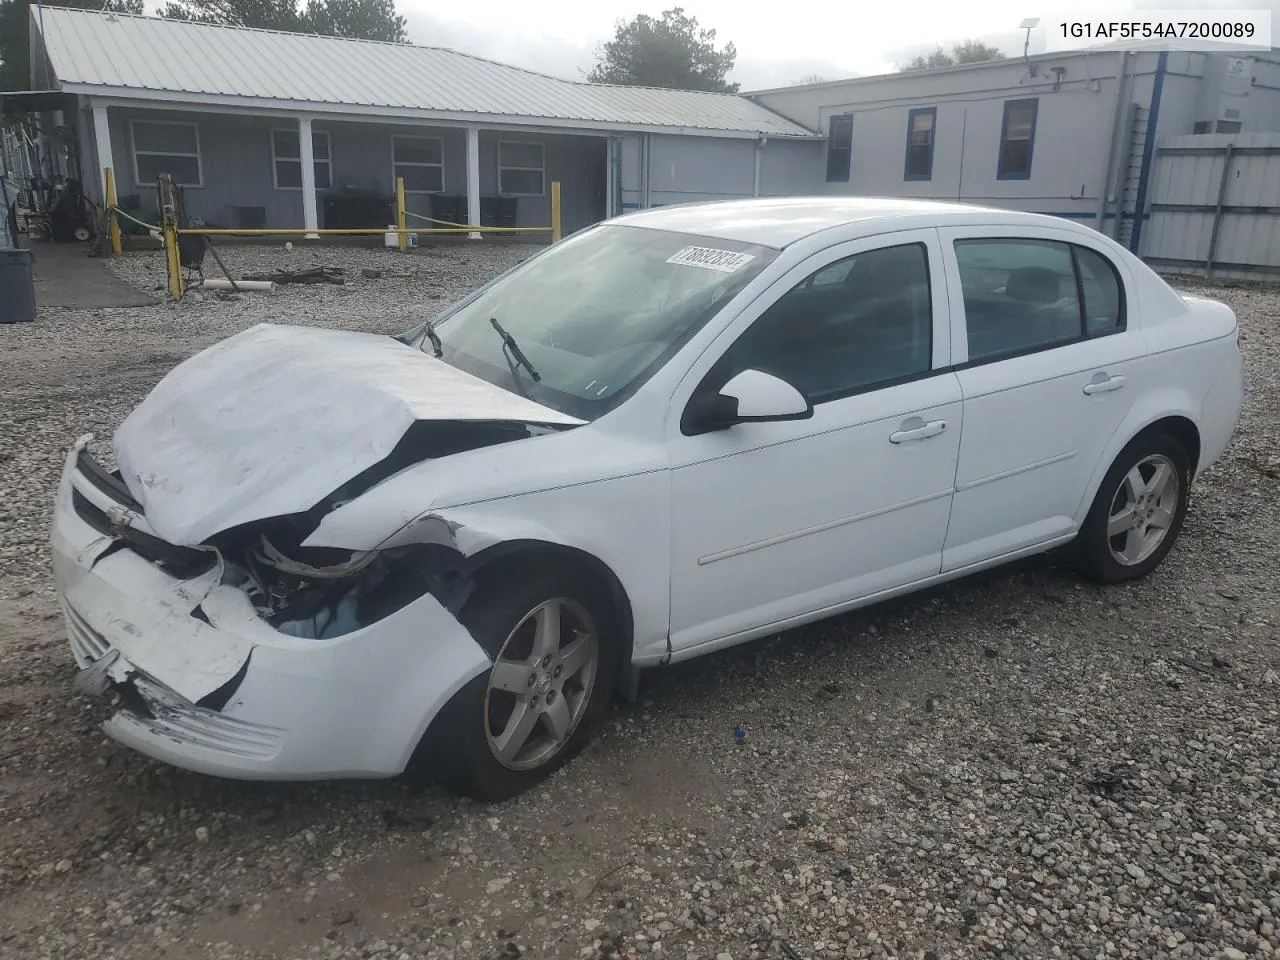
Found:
[0,249,35,324]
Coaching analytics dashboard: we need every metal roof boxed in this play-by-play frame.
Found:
[34,8,817,139]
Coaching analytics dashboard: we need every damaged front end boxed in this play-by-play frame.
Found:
[48,424,540,778]
[205,418,542,640]
[219,530,472,642]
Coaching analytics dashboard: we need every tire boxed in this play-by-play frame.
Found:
[420,564,618,801]
[1076,432,1191,584]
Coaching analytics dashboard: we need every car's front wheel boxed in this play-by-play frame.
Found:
[424,565,617,801]
[1077,432,1191,583]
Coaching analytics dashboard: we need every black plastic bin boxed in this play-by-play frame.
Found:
[479,196,519,228]
[0,249,35,324]
[429,194,467,225]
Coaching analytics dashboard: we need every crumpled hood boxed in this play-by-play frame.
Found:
[114,323,581,546]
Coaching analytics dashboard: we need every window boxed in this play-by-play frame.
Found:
[428,225,777,421]
[904,107,936,181]
[498,141,545,196]
[712,243,933,403]
[131,120,202,187]
[954,238,1125,362]
[1074,246,1125,335]
[271,129,332,190]
[997,99,1037,180]
[1193,121,1213,134]
[392,136,444,193]
[1215,119,1243,133]
[826,114,853,182]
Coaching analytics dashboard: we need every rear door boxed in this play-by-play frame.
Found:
[937,227,1143,571]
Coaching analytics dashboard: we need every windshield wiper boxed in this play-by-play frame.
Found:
[490,317,541,382]
[423,320,443,358]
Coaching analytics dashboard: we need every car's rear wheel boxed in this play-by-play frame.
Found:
[1077,433,1191,583]
[424,566,616,801]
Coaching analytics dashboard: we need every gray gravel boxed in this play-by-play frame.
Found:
[1,251,1277,960]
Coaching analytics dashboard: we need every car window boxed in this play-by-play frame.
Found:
[1075,246,1125,335]
[423,225,778,421]
[954,239,1083,362]
[709,243,933,403]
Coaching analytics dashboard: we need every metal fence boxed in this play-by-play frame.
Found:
[1141,133,1280,281]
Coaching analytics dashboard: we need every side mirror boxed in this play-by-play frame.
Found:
[683,369,813,435]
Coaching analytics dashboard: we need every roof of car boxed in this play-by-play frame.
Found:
[613,197,1077,248]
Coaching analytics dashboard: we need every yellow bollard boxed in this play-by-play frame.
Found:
[550,180,561,243]
[157,174,183,301]
[104,166,122,256]
[396,176,407,252]
[163,223,182,300]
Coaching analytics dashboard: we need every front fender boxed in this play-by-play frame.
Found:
[312,472,674,669]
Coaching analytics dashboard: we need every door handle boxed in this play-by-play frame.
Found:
[1083,374,1125,395]
[890,418,947,443]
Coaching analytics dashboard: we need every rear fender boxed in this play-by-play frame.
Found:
[1072,388,1201,527]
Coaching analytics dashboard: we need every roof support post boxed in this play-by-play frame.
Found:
[297,116,319,238]
[753,134,768,197]
[466,125,481,240]
[91,101,114,204]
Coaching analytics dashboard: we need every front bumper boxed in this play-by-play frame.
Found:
[50,437,490,780]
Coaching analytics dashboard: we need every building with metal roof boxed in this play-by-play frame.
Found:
[17,6,822,237]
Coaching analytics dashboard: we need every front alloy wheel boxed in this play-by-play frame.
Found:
[420,565,617,801]
[484,598,599,770]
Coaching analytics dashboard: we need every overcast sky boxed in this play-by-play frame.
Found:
[400,0,1278,91]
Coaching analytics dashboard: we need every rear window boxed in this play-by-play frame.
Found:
[955,238,1125,362]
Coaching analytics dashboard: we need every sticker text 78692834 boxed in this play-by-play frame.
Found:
[666,246,757,274]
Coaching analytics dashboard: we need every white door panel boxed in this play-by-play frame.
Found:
[664,229,960,653]
[669,377,962,648]
[938,228,1145,571]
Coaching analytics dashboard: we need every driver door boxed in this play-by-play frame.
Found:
[665,230,963,654]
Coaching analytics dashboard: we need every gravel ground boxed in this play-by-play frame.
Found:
[1,248,1277,960]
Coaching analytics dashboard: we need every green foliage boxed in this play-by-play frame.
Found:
[158,0,405,41]
[587,7,738,93]
[899,39,1005,72]
[301,0,404,42]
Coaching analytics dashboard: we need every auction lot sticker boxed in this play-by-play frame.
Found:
[667,246,757,273]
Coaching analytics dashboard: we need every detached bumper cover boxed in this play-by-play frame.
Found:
[50,438,491,780]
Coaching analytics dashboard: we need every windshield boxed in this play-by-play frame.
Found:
[414,224,778,420]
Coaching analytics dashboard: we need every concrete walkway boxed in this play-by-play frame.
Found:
[30,241,157,309]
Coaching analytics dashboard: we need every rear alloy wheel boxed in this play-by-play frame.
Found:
[1078,434,1191,583]
[422,567,617,801]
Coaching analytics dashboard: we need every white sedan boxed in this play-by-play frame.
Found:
[51,198,1243,799]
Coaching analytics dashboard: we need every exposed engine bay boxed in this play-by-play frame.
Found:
[201,419,564,639]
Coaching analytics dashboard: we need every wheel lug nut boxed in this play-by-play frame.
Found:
[528,674,537,686]
[554,666,562,678]
[542,655,552,667]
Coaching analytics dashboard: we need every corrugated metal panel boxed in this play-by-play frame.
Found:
[1144,133,1280,277]
[35,8,816,138]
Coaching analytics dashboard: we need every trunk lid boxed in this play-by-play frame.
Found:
[114,323,581,546]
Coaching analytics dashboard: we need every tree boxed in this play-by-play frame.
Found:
[952,39,1006,64]
[792,73,831,86]
[1,0,143,92]
[301,0,404,42]
[587,7,738,93]
[158,0,406,41]
[899,39,1005,72]
[157,0,301,29]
